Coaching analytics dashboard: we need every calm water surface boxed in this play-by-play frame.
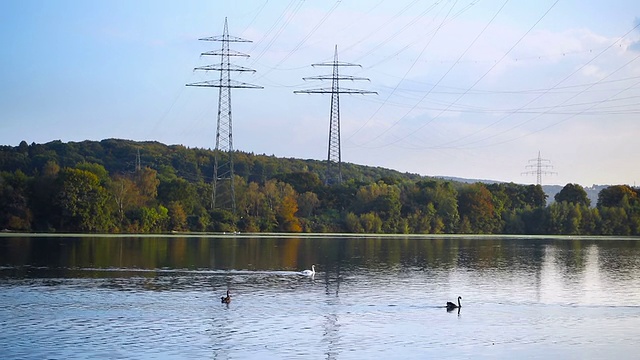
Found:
[1,234,640,359]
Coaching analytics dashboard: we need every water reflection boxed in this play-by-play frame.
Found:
[1,236,640,283]
[3,235,640,311]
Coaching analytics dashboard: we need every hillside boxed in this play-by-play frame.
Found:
[0,138,427,185]
[1,139,637,235]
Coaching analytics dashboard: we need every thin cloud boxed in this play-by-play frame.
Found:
[630,17,640,51]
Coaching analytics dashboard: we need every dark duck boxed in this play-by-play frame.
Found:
[221,290,231,304]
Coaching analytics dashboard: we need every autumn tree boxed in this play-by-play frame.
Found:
[279,194,302,232]
[108,175,140,226]
[135,167,160,205]
[457,183,500,233]
[168,201,188,231]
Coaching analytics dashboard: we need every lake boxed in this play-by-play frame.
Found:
[1,234,640,359]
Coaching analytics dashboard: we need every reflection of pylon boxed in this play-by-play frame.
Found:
[187,18,263,214]
[521,151,557,185]
[294,45,377,185]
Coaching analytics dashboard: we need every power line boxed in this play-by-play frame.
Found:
[338,0,424,60]
[431,19,640,150]
[356,0,479,71]
[374,73,640,96]
[250,0,305,66]
[355,91,640,116]
[239,0,270,37]
[262,1,341,75]
[347,0,461,142]
[352,0,508,147]
[478,57,640,149]
[364,0,561,150]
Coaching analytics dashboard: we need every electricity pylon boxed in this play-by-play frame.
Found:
[522,151,557,185]
[187,18,263,214]
[294,45,377,185]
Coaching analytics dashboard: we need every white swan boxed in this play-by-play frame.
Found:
[301,265,315,276]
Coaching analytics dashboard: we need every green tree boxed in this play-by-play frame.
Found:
[0,170,32,230]
[353,181,402,232]
[524,184,547,208]
[241,181,266,218]
[129,205,169,233]
[429,182,459,233]
[555,183,590,207]
[345,212,364,233]
[158,178,198,213]
[548,202,581,235]
[76,162,110,185]
[55,167,112,232]
[579,205,600,235]
[503,210,525,234]
[406,209,432,234]
[360,212,382,233]
[29,160,60,231]
[276,171,322,194]
[297,191,320,218]
[597,185,638,208]
[521,206,549,234]
[598,206,630,235]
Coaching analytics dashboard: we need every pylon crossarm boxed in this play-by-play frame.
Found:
[187,80,264,89]
[295,88,377,94]
[312,61,361,67]
[194,64,256,72]
[201,50,250,57]
[303,75,371,81]
[198,35,252,43]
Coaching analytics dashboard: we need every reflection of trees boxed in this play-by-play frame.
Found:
[2,235,640,281]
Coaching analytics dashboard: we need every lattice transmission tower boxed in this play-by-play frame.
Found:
[294,45,377,185]
[187,18,263,214]
[522,151,557,185]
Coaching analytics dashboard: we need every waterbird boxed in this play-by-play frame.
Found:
[446,296,462,311]
[301,265,316,276]
[221,290,231,304]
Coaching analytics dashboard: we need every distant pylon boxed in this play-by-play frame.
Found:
[521,151,557,185]
[187,18,263,214]
[135,149,141,172]
[294,45,377,185]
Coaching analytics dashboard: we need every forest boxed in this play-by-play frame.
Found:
[0,139,639,235]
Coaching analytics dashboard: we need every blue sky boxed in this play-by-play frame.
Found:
[1,0,639,186]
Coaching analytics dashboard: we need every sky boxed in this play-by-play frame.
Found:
[1,0,639,187]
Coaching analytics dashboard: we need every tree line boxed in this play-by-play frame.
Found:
[1,139,638,235]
